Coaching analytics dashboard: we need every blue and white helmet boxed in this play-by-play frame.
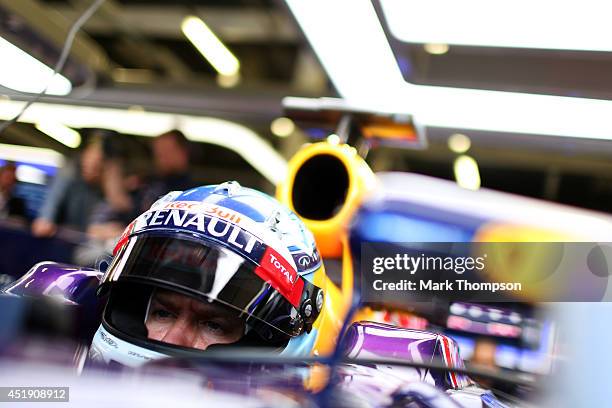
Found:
[89,181,325,367]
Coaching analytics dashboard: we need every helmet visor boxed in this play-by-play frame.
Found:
[102,233,321,345]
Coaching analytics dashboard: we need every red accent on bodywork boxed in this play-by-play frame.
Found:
[441,336,459,389]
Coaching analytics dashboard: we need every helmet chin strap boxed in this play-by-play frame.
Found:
[89,324,169,368]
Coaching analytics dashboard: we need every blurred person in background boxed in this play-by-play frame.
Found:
[31,135,108,237]
[76,130,193,266]
[0,162,27,221]
[86,162,146,241]
[32,130,139,240]
[139,130,194,211]
[85,129,193,241]
[75,161,145,267]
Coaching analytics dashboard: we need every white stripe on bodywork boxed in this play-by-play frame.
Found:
[347,324,366,359]
[364,327,437,340]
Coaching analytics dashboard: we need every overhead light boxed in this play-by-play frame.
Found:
[216,72,241,88]
[381,0,612,52]
[0,100,286,185]
[285,0,402,112]
[0,100,175,136]
[327,134,341,145]
[270,117,296,137]
[16,164,47,184]
[285,0,612,141]
[423,43,449,55]
[0,143,65,168]
[448,133,471,154]
[454,155,480,190]
[35,121,82,148]
[181,16,240,77]
[0,36,72,96]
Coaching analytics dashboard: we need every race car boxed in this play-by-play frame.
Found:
[1,260,512,408]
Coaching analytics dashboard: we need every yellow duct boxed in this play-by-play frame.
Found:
[276,141,376,258]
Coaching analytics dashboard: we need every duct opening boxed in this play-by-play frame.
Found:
[291,154,349,220]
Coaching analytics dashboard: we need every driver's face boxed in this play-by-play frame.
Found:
[145,289,245,350]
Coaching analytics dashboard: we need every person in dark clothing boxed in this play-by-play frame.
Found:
[0,162,27,221]
[139,130,194,211]
[86,130,193,241]
[31,138,105,237]
[87,165,145,241]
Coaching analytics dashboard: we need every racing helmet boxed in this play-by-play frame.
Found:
[89,182,327,367]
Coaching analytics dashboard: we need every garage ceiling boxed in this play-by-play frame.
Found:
[2,0,612,207]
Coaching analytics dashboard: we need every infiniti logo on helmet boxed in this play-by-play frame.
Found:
[293,250,320,272]
[298,255,311,267]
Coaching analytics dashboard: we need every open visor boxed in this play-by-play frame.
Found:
[100,232,323,346]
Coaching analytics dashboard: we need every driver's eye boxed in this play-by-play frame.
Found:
[152,309,174,320]
[200,321,224,334]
